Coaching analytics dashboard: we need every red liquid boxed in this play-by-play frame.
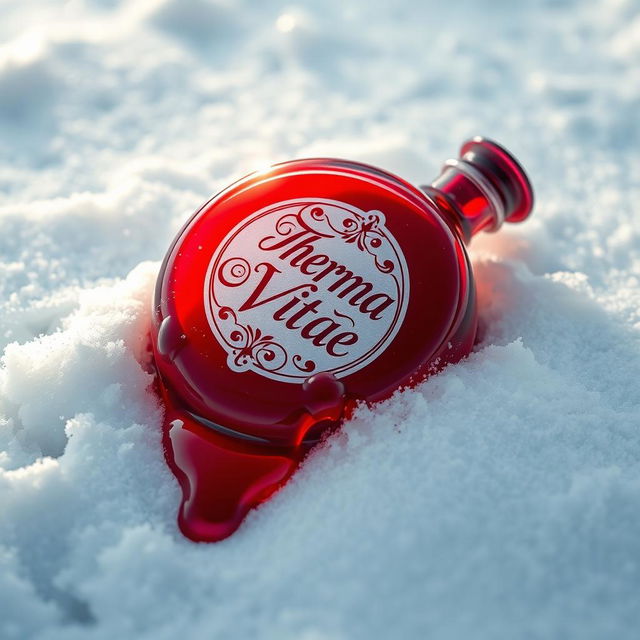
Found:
[151,137,534,542]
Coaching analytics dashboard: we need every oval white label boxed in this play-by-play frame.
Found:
[203,198,410,383]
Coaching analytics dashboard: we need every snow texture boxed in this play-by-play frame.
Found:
[1,0,640,638]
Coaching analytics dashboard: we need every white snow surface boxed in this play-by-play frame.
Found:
[1,0,640,638]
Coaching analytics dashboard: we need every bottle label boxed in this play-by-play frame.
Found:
[204,198,409,383]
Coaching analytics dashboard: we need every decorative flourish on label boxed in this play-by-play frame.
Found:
[218,306,294,373]
[218,258,251,287]
[307,206,394,273]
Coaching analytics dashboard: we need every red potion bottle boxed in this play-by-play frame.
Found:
[151,137,534,542]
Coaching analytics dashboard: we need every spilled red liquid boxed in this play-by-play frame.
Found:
[157,372,347,542]
[165,416,299,542]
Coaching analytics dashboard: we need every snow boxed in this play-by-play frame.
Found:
[1,0,640,637]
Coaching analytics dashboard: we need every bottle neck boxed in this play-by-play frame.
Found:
[422,137,534,244]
